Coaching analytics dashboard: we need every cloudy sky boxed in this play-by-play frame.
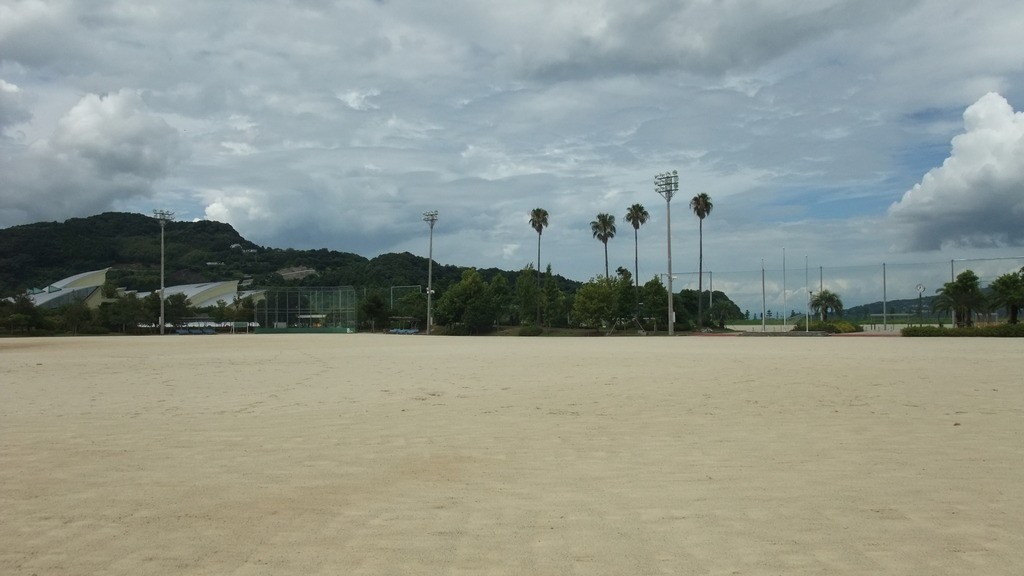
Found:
[2,0,1024,310]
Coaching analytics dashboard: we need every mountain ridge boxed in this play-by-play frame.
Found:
[1,212,578,297]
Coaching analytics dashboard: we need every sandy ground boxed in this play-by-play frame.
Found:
[1,334,1022,575]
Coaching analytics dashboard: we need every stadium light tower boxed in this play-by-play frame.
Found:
[655,171,679,335]
[423,210,438,335]
[153,210,175,335]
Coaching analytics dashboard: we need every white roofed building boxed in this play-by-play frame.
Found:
[25,268,110,310]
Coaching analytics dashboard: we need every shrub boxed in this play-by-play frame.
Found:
[791,319,863,333]
[902,323,1024,337]
[517,324,543,336]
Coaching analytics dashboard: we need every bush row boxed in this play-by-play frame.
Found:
[905,323,1024,336]
[790,320,864,334]
[901,324,1024,337]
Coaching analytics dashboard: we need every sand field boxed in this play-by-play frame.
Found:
[1,334,1022,574]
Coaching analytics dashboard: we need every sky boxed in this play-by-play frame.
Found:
[2,0,1024,312]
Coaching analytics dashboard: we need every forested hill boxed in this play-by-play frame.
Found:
[0,212,575,296]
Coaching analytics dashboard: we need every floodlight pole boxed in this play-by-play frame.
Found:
[153,210,175,335]
[782,248,787,328]
[655,170,679,335]
[423,210,438,335]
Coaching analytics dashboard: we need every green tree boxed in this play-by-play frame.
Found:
[590,212,616,279]
[393,291,426,328]
[989,267,1024,324]
[209,300,232,323]
[6,294,45,333]
[234,295,256,323]
[810,289,844,322]
[689,192,713,328]
[934,270,987,327]
[709,299,731,329]
[695,291,742,329]
[143,292,161,327]
[435,269,493,334]
[640,275,668,330]
[57,299,94,335]
[488,273,513,326]
[624,203,649,319]
[614,267,636,323]
[359,289,389,332]
[529,208,549,323]
[572,276,619,331]
[542,265,563,327]
[515,265,539,325]
[164,293,192,328]
[101,293,146,333]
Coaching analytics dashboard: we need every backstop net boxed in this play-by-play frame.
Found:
[254,286,358,333]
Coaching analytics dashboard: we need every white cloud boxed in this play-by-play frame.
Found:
[0,89,187,224]
[52,90,185,178]
[336,89,380,111]
[0,79,31,133]
[220,141,258,156]
[888,93,1024,250]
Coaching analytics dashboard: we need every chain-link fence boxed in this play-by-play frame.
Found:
[254,286,358,333]
[672,255,1024,329]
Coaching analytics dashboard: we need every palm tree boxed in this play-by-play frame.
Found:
[989,267,1024,324]
[934,270,987,327]
[689,192,713,328]
[529,208,549,323]
[625,203,649,319]
[810,289,843,322]
[590,213,616,279]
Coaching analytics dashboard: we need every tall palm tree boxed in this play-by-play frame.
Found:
[529,208,549,323]
[689,192,713,328]
[809,289,843,322]
[625,203,649,319]
[590,213,616,279]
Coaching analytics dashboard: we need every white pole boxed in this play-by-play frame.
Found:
[160,222,165,334]
[423,211,438,335]
[153,210,175,335]
[761,259,766,332]
[656,171,678,335]
[882,262,887,332]
[667,196,674,335]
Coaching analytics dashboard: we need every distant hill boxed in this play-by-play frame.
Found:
[0,212,578,296]
[846,296,937,320]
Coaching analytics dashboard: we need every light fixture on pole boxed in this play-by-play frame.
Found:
[152,209,175,335]
[423,210,438,335]
[655,170,678,335]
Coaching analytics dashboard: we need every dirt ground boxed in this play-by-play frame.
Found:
[2,334,1021,575]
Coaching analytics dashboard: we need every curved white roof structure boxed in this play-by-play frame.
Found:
[22,270,263,311]
[27,268,110,309]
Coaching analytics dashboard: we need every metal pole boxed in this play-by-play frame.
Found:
[708,271,713,310]
[782,247,787,328]
[160,221,165,334]
[761,260,767,332]
[950,259,955,326]
[805,256,809,332]
[656,171,678,335]
[423,211,438,334]
[153,210,175,335]
[882,262,887,331]
[667,198,673,335]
